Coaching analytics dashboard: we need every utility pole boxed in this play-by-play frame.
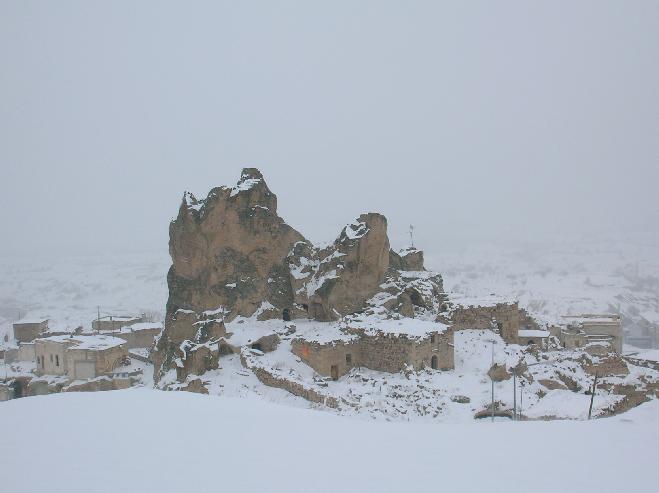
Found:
[519,381,524,418]
[588,372,599,420]
[491,340,495,422]
[409,225,415,249]
[512,368,517,421]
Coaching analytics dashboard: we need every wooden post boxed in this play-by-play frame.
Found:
[588,372,599,420]
[513,369,517,421]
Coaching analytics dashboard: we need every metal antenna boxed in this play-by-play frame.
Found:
[409,224,415,248]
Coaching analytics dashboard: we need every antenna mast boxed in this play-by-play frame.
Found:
[409,224,415,249]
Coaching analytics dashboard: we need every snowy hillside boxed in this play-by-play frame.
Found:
[2,390,657,493]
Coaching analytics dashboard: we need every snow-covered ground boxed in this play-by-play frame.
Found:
[1,389,657,493]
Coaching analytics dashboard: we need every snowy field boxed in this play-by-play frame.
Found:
[1,390,658,493]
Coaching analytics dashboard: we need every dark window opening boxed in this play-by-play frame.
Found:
[301,304,308,312]
[346,353,352,365]
[251,343,263,352]
[9,380,23,399]
[330,365,339,381]
[431,334,436,344]
[431,355,438,370]
[410,290,423,307]
[55,355,59,367]
[527,340,536,345]
[282,308,291,322]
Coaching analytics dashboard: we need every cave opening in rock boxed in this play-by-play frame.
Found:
[282,308,291,321]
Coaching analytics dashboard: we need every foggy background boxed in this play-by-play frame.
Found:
[1,1,657,258]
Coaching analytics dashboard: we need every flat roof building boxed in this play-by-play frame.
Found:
[34,334,128,380]
[13,318,49,343]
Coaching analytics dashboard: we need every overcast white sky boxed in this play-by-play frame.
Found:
[1,1,657,257]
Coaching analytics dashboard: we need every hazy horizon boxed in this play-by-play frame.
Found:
[2,1,657,257]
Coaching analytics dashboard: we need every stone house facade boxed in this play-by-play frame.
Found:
[34,335,128,380]
[292,326,454,380]
[559,314,623,353]
[13,319,49,343]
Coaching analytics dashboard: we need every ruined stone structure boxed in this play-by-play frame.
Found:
[292,325,454,379]
[443,298,537,344]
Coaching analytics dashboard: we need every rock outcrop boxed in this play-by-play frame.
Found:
[304,213,390,321]
[154,168,444,380]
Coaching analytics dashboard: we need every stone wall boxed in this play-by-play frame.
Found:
[113,327,161,349]
[291,339,361,379]
[241,351,339,408]
[448,302,522,343]
[13,321,48,343]
[292,328,454,378]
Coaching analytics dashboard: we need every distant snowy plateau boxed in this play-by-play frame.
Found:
[1,239,658,491]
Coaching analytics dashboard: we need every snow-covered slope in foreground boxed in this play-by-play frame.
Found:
[2,390,657,493]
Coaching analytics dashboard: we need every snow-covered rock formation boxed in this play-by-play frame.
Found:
[153,169,446,380]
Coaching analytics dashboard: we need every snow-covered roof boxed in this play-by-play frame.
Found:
[639,311,659,325]
[37,334,126,351]
[97,316,141,323]
[117,322,162,332]
[348,317,450,338]
[518,329,550,339]
[562,315,620,326]
[13,318,48,325]
[448,293,517,308]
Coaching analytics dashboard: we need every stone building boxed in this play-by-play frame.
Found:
[444,297,537,344]
[92,316,143,333]
[292,320,454,380]
[518,329,550,348]
[34,335,128,380]
[559,314,623,353]
[101,322,163,349]
[13,318,49,343]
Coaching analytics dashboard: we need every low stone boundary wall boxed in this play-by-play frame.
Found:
[623,356,659,372]
[240,352,339,409]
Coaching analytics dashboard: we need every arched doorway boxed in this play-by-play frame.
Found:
[431,355,438,370]
[282,308,291,322]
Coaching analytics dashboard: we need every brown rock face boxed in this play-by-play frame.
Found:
[306,214,390,321]
[167,168,305,321]
[154,169,305,379]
